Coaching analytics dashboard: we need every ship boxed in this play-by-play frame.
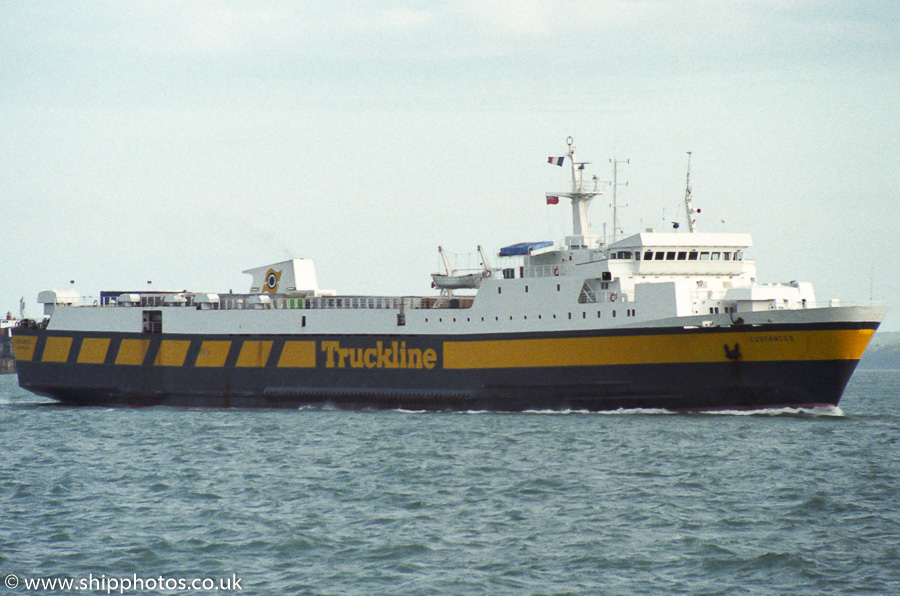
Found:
[1,317,16,374]
[11,138,886,411]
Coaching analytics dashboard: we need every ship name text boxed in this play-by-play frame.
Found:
[321,341,438,369]
[747,334,795,343]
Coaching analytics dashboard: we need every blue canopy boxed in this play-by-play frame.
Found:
[499,241,554,257]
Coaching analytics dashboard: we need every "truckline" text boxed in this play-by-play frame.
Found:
[320,341,438,369]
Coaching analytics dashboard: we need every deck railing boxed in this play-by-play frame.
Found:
[525,263,571,278]
[51,294,475,311]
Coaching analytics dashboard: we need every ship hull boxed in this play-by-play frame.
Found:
[12,320,878,411]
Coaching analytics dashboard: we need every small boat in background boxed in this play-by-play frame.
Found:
[1,315,17,374]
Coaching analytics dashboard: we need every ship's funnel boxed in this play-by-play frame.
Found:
[243,259,319,294]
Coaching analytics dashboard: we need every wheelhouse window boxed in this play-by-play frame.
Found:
[677,252,687,260]
[688,251,699,261]
[700,252,710,261]
[666,252,676,260]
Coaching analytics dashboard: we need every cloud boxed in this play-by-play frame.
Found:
[6,1,895,81]
[1,0,891,117]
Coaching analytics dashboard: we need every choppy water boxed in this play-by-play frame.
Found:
[1,371,898,595]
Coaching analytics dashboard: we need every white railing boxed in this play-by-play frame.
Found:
[525,264,571,278]
[53,294,474,311]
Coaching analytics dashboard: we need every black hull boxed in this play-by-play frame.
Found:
[12,323,875,412]
[19,360,860,412]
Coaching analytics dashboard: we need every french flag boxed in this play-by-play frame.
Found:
[547,156,565,166]
[546,195,559,205]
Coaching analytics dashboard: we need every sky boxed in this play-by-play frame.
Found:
[2,1,898,330]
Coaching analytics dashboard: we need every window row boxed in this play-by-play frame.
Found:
[423,309,635,323]
[610,250,744,261]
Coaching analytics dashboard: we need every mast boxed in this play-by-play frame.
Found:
[567,138,591,238]
[609,157,629,243]
[547,137,604,248]
[683,152,698,233]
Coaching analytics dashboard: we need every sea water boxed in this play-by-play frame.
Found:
[1,371,898,595]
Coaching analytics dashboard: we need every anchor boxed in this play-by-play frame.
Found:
[723,343,742,360]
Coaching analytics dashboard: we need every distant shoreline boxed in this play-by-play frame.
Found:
[859,331,900,370]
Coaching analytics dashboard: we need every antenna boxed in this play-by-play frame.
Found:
[683,152,698,233]
[610,157,629,243]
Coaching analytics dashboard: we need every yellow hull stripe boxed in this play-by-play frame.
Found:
[115,339,151,366]
[12,336,38,362]
[195,340,231,367]
[154,340,191,367]
[236,340,273,367]
[78,338,111,364]
[42,337,73,363]
[278,341,316,368]
[443,329,875,370]
[12,328,875,371]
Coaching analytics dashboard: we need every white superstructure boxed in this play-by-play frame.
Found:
[34,138,878,337]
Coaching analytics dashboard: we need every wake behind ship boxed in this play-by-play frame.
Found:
[12,139,886,411]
